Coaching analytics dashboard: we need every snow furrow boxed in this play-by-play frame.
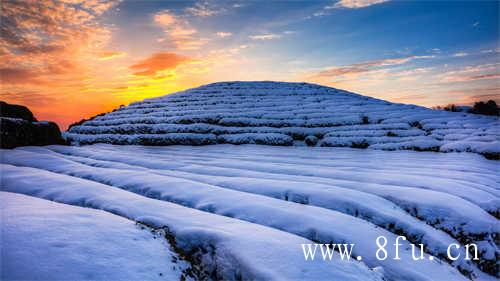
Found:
[0,163,475,281]
[10,147,490,276]
[0,164,385,281]
[5,146,499,277]
[32,145,499,273]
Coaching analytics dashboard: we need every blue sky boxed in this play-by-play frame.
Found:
[110,0,500,105]
[1,0,498,128]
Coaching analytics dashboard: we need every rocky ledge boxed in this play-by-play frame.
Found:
[0,101,66,148]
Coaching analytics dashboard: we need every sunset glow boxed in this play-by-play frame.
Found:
[1,0,498,130]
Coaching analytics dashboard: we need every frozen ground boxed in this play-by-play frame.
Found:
[1,144,498,281]
[65,82,499,158]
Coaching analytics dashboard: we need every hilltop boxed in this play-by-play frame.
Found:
[65,81,499,158]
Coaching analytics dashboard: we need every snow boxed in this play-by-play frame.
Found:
[217,133,294,145]
[65,81,499,157]
[0,158,384,281]
[0,117,26,124]
[1,191,189,281]
[1,144,498,281]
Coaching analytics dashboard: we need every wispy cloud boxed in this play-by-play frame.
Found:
[312,0,390,18]
[0,68,42,85]
[326,0,390,9]
[452,52,468,57]
[442,73,500,83]
[185,1,223,17]
[438,63,499,83]
[216,32,232,38]
[309,55,434,79]
[249,30,295,41]
[97,50,127,60]
[430,48,441,54]
[249,34,282,40]
[447,87,500,104]
[154,10,209,50]
[393,67,433,81]
[480,48,500,54]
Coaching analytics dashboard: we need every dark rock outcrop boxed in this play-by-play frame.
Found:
[0,101,66,148]
[0,101,37,122]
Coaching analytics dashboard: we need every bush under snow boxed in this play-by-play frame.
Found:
[65,81,499,157]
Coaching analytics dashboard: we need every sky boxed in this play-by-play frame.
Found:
[1,0,499,130]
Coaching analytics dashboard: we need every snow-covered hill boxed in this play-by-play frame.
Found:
[66,81,499,158]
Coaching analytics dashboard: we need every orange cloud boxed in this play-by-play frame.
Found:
[129,52,191,77]
[0,0,118,79]
[0,68,42,84]
[154,11,176,26]
[97,50,127,60]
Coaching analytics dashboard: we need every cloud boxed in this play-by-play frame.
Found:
[185,2,222,17]
[249,30,296,40]
[480,48,500,54]
[129,52,191,77]
[0,61,81,86]
[249,34,282,40]
[0,91,57,107]
[154,11,176,26]
[154,10,208,50]
[393,67,433,81]
[447,87,500,104]
[326,0,390,9]
[452,52,468,57]
[0,68,42,84]
[313,11,327,17]
[0,0,118,85]
[313,1,390,18]
[97,50,127,60]
[310,55,434,79]
[444,73,500,82]
[216,32,232,38]
[1,1,110,55]
[438,63,500,83]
